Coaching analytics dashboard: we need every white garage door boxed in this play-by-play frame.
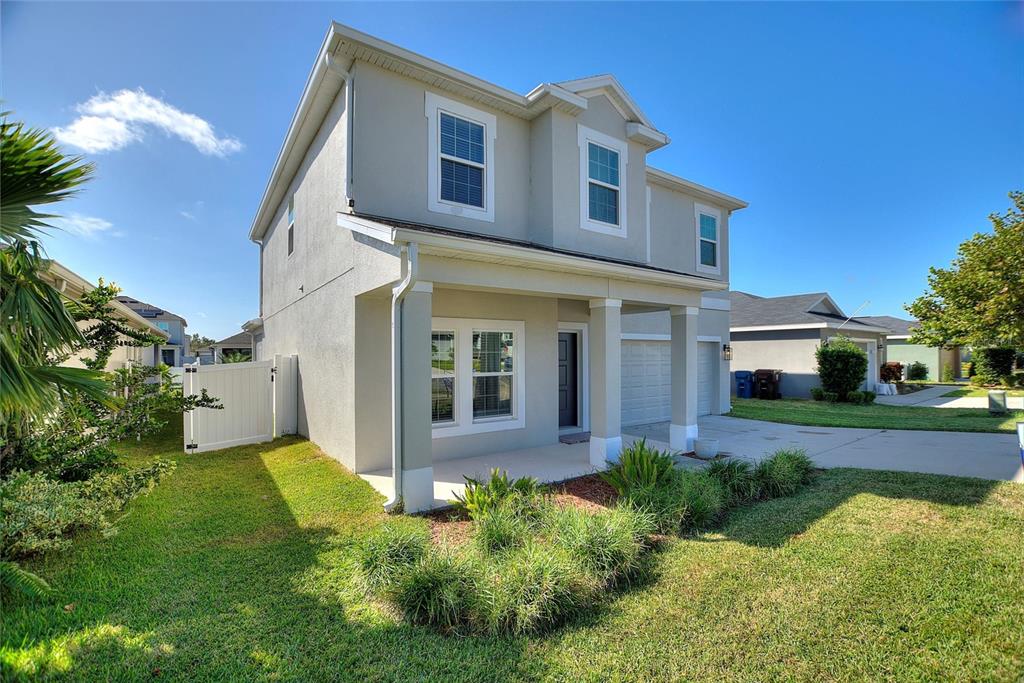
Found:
[697,341,717,417]
[621,341,671,426]
[621,340,718,426]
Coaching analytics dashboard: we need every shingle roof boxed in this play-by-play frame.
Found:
[215,331,254,347]
[115,296,187,325]
[854,315,917,336]
[730,291,882,331]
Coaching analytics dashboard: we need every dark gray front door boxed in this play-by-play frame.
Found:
[558,332,578,427]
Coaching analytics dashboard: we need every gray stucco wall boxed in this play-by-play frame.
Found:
[648,184,730,283]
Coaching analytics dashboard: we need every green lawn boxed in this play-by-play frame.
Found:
[3,422,1023,681]
[729,398,1023,433]
[943,387,1024,398]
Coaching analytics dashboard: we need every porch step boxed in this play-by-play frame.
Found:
[559,431,591,445]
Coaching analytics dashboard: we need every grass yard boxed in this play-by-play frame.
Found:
[943,387,1024,398]
[3,421,1023,681]
[729,397,1024,433]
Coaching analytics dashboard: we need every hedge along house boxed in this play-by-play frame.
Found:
[855,315,961,381]
[729,291,890,398]
[246,23,746,511]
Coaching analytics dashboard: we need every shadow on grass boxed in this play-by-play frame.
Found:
[0,431,547,682]
[708,467,1001,549]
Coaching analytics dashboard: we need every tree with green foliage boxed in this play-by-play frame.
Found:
[907,191,1024,349]
[189,334,216,353]
[62,279,166,371]
[815,337,868,401]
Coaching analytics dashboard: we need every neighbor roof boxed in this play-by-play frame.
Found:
[115,296,187,326]
[730,291,889,333]
[854,315,918,337]
[214,331,254,347]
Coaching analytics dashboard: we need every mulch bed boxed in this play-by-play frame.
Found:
[423,474,619,544]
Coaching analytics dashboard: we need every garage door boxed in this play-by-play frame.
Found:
[621,341,671,426]
[697,341,717,416]
[622,340,718,425]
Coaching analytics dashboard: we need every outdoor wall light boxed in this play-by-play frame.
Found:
[723,344,733,361]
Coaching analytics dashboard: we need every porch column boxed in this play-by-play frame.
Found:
[670,305,699,451]
[399,281,434,512]
[589,298,622,467]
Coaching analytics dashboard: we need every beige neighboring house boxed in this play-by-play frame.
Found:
[115,296,190,367]
[247,22,747,511]
[195,330,256,364]
[729,291,891,398]
[46,261,169,371]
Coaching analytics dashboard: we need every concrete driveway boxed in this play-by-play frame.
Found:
[625,416,1023,482]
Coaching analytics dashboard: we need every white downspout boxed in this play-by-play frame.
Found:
[385,242,418,511]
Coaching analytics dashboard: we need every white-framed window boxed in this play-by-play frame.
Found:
[431,317,525,438]
[287,196,295,256]
[425,92,496,223]
[694,203,721,275]
[578,124,628,238]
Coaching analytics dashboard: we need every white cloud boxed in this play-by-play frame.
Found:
[180,211,196,221]
[53,213,120,240]
[54,89,243,157]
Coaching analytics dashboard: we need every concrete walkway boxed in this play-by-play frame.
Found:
[627,416,1023,482]
[876,384,1024,410]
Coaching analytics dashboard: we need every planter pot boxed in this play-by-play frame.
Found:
[694,438,720,460]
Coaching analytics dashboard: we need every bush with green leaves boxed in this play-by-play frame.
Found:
[0,460,174,558]
[815,337,869,401]
[357,521,429,591]
[600,438,675,496]
[705,458,762,503]
[452,469,545,520]
[545,504,653,587]
[846,390,864,404]
[675,470,727,529]
[392,545,478,630]
[474,503,533,555]
[810,387,824,401]
[755,449,814,498]
[906,361,929,381]
[475,542,592,636]
[861,390,876,404]
[973,347,1017,385]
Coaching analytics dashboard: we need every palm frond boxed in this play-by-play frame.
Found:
[0,561,53,600]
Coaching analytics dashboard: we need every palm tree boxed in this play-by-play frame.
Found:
[1,115,110,426]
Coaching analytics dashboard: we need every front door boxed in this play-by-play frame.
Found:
[558,332,578,427]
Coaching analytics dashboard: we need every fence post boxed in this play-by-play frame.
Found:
[272,354,281,438]
[182,362,194,452]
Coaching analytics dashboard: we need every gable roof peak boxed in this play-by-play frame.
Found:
[555,74,655,129]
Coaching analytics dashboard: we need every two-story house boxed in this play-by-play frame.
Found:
[247,23,746,511]
[115,296,190,366]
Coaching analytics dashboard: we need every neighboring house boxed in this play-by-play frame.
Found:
[247,22,747,511]
[47,261,169,371]
[855,315,961,380]
[730,291,890,398]
[115,296,189,366]
[195,330,256,364]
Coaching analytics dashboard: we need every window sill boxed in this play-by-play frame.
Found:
[432,416,525,439]
[696,264,721,276]
[580,219,627,238]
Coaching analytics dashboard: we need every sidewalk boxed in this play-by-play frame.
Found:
[876,384,1024,410]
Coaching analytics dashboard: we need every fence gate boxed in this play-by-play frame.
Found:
[182,354,296,453]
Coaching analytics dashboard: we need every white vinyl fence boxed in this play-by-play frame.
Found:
[182,354,297,453]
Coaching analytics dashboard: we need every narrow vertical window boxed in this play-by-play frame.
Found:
[431,331,456,423]
[587,142,620,225]
[695,204,721,274]
[472,330,514,419]
[287,196,295,256]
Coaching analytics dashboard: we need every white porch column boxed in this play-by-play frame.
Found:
[589,298,622,467]
[670,305,699,452]
[399,281,434,512]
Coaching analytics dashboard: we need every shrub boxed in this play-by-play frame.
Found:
[1016,352,1024,371]
[941,363,955,382]
[705,458,762,503]
[0,461,175,558]
[821,391,839,403]
[861,390,876,404]
[755,449,814,498]
[973,347,1017,384]
[880,362,903,383]
[846,390,864,405]
[475,542,591,635]
[810,387,825,401]
[620,478,689,534]
[358,521,429,591]
[815,337,868,400]
[452,469,544,520]
[906,361,929,381]
[999,375,1017,389]
[393,546,477,630]
[675,470,727,529]
[474,503,533,555]
[964,361,974,377]
[546,504,653,587]
[600,438,675,496]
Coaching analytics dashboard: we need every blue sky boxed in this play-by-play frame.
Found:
[4,2,1022,340]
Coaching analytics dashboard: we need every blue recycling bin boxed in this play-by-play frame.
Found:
[735,370,753,399]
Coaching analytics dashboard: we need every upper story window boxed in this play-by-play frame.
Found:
[156,321,170,332]
[287,196,295,256]
[425,92,496,223]
[694,203,721,275]
[578,125,628,238]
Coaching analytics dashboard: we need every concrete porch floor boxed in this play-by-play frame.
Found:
[360,431,668,509]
